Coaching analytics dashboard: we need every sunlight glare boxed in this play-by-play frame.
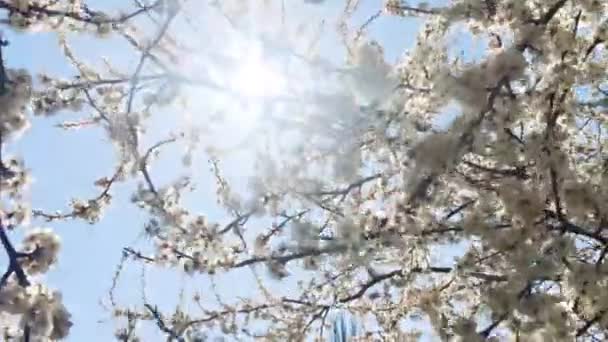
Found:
[232,50,286,99]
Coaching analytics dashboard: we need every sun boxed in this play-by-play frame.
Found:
[231,48,286,99]
[183,40,290,143]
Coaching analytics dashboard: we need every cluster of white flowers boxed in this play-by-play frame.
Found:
[0,69,31,138]
[485,48,527,84]
[515,294,573,340]
[32,88,84,116]
[148,204,248,276]
[0,283,71,339]
[6,0,119,34]
[70,198,106,224]
[580,0,606,14]
[107,111,140,164]
[438,47,526,110]
[410,131,461,172]
[562,180,597,220]
[443,0,489,23]
[266,259,289,279]
[0,282,29,315]
[332,144,362,182]
[20,228,61,275]
[451,317,482,342]
[291,220,320,249]
[336,218,362,249]
[21,288,72,339]
[0,157,30,199]
[344,40,399,105]
[498,179,544,225]
[12,0,30,12]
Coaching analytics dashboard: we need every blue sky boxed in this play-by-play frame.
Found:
[0,0,461,340]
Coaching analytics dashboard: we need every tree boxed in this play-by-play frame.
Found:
[0,0,607,340]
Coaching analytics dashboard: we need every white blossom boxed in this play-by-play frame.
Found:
[20,229,61,275]
[344,40,399,104]
[0,69,31,138]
